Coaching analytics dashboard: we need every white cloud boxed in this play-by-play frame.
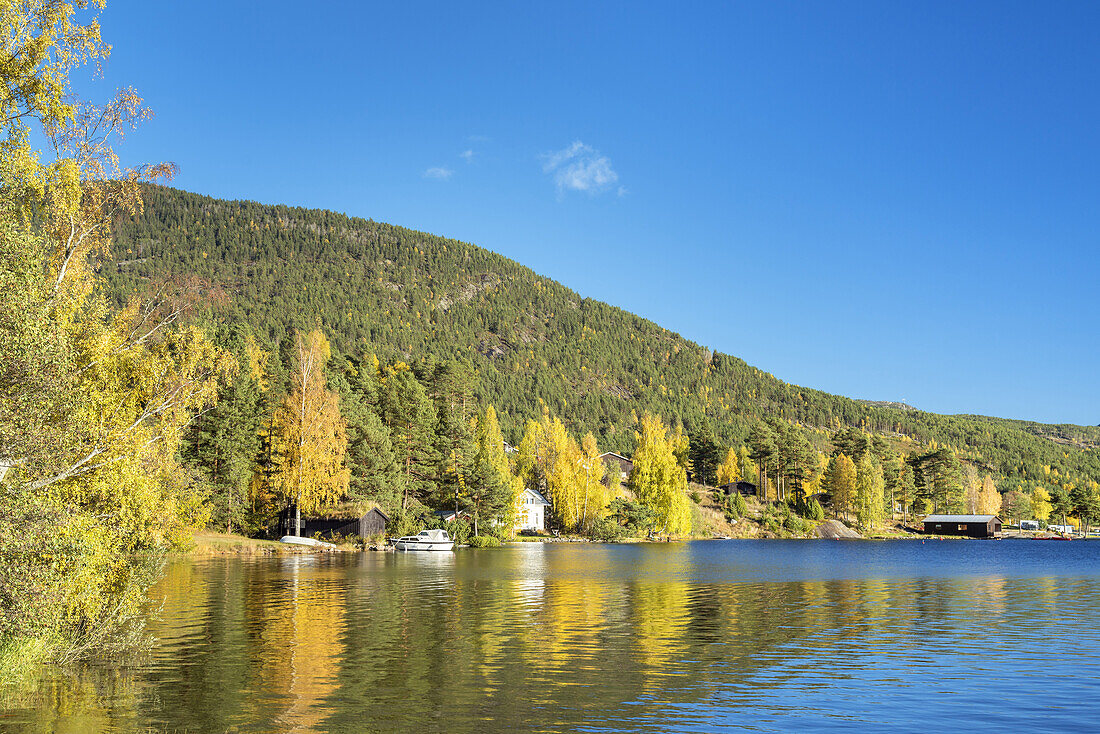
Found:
[541,141,621,196]
[460,149,475,163]
[423,166,454,180]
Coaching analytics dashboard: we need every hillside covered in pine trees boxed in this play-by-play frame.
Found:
[106,186,1099,492]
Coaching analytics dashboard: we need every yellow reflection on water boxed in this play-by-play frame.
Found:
[256,557,347,733]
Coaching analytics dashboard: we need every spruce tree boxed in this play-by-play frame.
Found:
[380,367,440,510]
[748,422,778,503]
[688,424,720,487]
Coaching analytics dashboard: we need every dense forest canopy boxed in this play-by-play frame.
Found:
[106,186,1099,492]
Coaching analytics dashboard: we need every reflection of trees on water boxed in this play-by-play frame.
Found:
[4,549,1094,733]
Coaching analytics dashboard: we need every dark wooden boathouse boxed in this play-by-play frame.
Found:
[718,480,758,497]
[278,506,390,539]
[922,514,1002,538]
[599,452,634,481]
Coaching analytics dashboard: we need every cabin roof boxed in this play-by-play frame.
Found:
[283,505,390,521]
[598,452,632,463]
[922,514,998,523]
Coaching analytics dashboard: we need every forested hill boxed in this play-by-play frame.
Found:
[106,185,1098,485]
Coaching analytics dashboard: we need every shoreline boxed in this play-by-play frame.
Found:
[185,526,1089,556]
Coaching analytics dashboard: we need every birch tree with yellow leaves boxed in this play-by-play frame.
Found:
[977,474,1002,516]
[514,405,609,532]
[273,329,349,535]
[0,0,233,663]
[629,413,692,536]
[468,404,524,536]
[716,448,740,486]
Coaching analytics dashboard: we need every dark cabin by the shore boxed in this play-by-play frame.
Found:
[599,452,634,481]
[278,506,390,539]
[922,514,1002,538]
[718,480,758,497]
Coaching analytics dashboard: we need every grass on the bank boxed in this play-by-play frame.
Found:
[189,531,338,555]
[0,638,51,692]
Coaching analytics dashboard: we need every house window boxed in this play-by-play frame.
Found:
[959,524,967,530]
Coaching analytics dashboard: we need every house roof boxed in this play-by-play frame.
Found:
[523,487,550,506]
[922,514,999,523]
[599,452,632,463]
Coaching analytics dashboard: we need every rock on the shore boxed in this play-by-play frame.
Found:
[814,519,862,539]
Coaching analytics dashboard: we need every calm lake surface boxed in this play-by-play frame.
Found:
[6,539,1100,732]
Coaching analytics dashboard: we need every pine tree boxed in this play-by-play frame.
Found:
[379,366,439,510]
[1051,486,1074,526]
[896,461,916,520]
[426,360,476,511]
[882,454,903,521]
[912,448,963,513]
[831,426,870,460]
[688,425,720,486]
[1070,482,1100,535]
[748,422,778,503]
[782,429,816,501]
[188,369,264,533]
[342,386,403,511]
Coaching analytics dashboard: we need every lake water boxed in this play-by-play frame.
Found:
[5,539,1100,732]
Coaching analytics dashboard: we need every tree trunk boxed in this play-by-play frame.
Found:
[580,464,590,530]
[403,447,411,511]
[296,342,309,537]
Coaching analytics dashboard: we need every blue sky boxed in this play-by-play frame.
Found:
[90,1,1098,425]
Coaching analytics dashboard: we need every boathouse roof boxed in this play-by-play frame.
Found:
[922,514,998,523]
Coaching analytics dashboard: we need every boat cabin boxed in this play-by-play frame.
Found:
[922,514,1002,538]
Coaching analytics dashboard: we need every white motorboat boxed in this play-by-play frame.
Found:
[390,528,455,551]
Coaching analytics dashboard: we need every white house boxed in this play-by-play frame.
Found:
[516,488,550,531]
